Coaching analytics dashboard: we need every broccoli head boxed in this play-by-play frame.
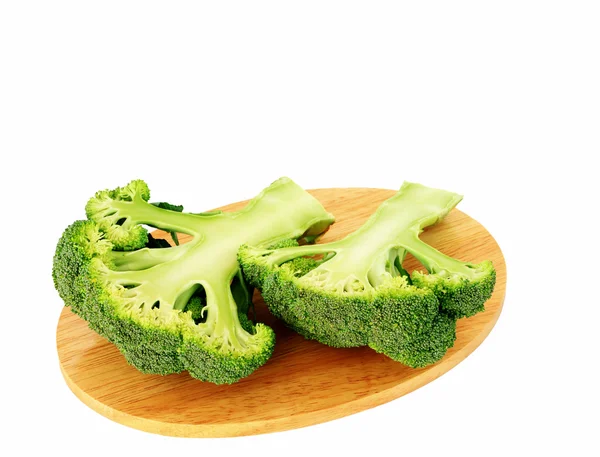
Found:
[239,182,496,368]
[53,178,334,384]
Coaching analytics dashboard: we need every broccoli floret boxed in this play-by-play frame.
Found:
[410,255,496,318]
[239,182,495,368]
[53,178,334,384]
[183,295,206,323]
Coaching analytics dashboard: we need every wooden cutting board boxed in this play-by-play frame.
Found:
[56,187,506,437]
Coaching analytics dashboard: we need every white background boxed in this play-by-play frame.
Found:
[1,1,598,456]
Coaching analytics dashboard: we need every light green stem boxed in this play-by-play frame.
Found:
[107,244,188,271]
[399,234,475,277]
[293,182,464,281]
[113,196,204,236]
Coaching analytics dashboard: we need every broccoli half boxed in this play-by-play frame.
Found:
[239,182,496,368]
[53,178,334,384]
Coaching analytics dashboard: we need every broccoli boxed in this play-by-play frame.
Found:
[53,178,334,384]
[238,182,496,368]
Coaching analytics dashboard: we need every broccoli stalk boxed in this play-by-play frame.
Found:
[239,182,496,368]
[53,178,334,384]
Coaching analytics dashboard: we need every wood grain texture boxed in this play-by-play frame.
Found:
[56,188,506,437]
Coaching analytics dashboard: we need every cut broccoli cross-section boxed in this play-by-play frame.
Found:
[239,182,496,368]
[53,178,334,384]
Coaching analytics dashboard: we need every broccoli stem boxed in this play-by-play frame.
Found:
[173,283,201,310]
[394,248,411,279]
[256,183,464,292]
[112,196,204,236]
[107,245,189,271]
[200,275,251,350]
[400,234,475,277]
[111,178,332,248]
[367,249,402,287]
[308,183,464,282]
[231,270,253,315]
[335,183,462,250]
[262,243,338,266]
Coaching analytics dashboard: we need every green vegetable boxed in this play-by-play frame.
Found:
[238,182,495,368]
[52,178,334,384]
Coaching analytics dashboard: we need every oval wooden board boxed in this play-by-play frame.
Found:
[56,187,506,438]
